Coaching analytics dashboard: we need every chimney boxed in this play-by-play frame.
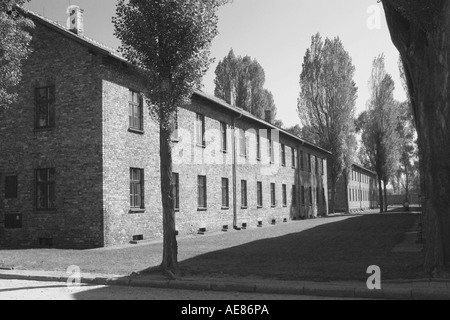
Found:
[265,110,272,123]
[67,5,84,36]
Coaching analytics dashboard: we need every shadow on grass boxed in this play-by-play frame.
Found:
[175,212,424,282]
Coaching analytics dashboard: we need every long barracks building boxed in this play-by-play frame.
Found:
[0,7,331,249]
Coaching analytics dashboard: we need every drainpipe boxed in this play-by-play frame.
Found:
[232,113,243,230]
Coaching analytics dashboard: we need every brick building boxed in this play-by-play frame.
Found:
[331,163,378,213]
[0,8,330,248]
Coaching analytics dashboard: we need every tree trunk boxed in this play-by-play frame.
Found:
[378,178,384,213]
[382,1,450,274]
[383,180,388,213]
[159,122,178,271]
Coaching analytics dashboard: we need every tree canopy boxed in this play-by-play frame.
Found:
[297,33,358,213]
[214,49,278,122]
[0,0,33,109]
[359,54,401,212]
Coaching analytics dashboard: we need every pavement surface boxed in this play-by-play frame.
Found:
[0,279,362,300]
[0,269,449,300]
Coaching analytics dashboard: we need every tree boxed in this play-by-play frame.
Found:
[381,0,450,275]
[360,54,400,213]
[298,33,358,213]
[285,124,302,137]
[395,58,419,202]
[214,49,278,121]
[113,0,229,272]
[0,0,33,109]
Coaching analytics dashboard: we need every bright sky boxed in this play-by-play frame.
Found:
[26,0,407,127]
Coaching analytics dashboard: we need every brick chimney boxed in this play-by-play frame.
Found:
[67,5,84,36]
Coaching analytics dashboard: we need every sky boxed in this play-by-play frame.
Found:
[26,0,407,128]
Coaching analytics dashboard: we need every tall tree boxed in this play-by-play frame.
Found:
[214,49,277,121]
[381,0,450,275]
[113,0,229,272]
[298,33,358,213]
[396,58,419,202]
[0,0,33,109]
[360,54,400,213]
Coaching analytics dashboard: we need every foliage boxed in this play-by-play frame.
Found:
[360,54,401,186]
[0,0,34,109]
[214,49,278,121]
[297,33,358,209]
[114,0,229,126]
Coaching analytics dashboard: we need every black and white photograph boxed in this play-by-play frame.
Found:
[0,0,449,306]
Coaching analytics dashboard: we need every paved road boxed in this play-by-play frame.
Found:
[0,279,364,300]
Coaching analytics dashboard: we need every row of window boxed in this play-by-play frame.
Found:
[351,170,371,184]
[3,169,56,210]
[349,188,372,202]
[34,86,145,132]
[34,87,326,178]
[173,174,326,211]
[3,169,327,213]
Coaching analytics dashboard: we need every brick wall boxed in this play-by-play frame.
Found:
[0,21,104,248]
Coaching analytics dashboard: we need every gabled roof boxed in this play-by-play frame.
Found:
[19,6,331,155]
[352,162,376,176]
[192,90,331,155]
[18,6,130,66]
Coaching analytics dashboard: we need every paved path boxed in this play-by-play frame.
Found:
[0,279,359,300]
[0,269,449,300]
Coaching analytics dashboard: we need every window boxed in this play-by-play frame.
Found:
[130,168,144,210]
[35,86,55,129]
[281,145,286,167]
[316,187,320,205]
[292,148,297,168]
[282,184,287,207]
[292,185,297,206]
[240,129,247,157]
[315,156,319,174]
[222,178,229,208]
[241,180,248,208]
[308,154,312,172]
[322,188,326,205]
[198,175,207,209]
[172,173,179,211]
[300,150,304,171]
[129,90,143,131]
[257,182,263,208]
[256,131,261,160]
[5,175,18,199]
[268,130,274,163]
[301,186,306,205]
[270,183,276,207]
[220,122,227,152]
[321,158,324,175]
[309,187,313,206]
[196,113,205,147]
[36,168,56,210]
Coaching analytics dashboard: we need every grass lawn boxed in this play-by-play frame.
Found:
[0,211,425,282]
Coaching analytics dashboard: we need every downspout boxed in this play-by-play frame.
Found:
[232,113,243,230]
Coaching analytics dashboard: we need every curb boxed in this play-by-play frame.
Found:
[1,272,449,300]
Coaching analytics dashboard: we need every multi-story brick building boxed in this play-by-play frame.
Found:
[331,163,378,213]
[0,7,330,248]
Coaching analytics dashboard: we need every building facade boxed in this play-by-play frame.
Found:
[0,8,330,249]
[331,163,378,213]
